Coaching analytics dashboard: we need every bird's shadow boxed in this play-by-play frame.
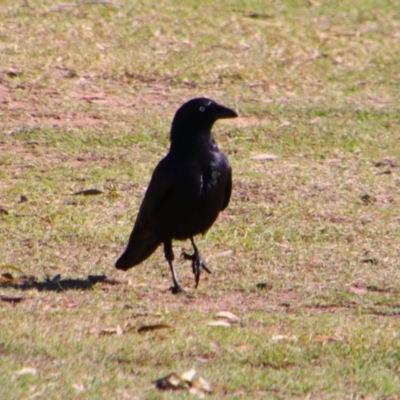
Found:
[0,274,108,292]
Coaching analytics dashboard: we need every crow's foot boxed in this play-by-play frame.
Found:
[182,251,211,288]
[170,284,186,295]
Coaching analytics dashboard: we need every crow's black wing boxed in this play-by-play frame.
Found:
[133,157,176,231]
[221,157,232,211]
[115,157,175,270]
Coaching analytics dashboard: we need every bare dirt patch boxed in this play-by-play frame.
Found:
[1,78,231,131]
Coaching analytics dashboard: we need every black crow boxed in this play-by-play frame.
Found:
[116,98,237,293]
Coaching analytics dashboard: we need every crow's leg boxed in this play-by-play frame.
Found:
[181,237,212,288]
[164,240,184,294]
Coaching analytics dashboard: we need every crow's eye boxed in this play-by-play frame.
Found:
[199,106,205,112]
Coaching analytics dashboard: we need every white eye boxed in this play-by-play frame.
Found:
[199,106,205,112]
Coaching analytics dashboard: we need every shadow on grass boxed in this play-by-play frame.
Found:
[0,275,108,292]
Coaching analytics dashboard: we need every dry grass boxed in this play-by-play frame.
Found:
[1,0,400,398]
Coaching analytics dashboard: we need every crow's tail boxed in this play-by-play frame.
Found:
[115,235,161,270]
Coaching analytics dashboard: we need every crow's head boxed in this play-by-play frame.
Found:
[171,98,237,141]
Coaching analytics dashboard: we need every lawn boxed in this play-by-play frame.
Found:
[1,0,400,398]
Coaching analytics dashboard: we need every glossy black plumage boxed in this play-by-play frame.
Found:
[115,98,237,293]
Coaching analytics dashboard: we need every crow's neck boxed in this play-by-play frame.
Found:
[169,130,217,156]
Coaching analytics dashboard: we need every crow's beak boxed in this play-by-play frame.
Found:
[212,103,238,120]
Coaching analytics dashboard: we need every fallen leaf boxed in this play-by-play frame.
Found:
[207,320,231,327]
[181,368,197,383]
[0,273,15,283]
[374,159,399,168]
[93,325,125,336]
[18,195,28,203]
[154,373,186,390]
[1,295,24,303]
[137,324,173,333]
[250,154,278,161]
[196,376,212,393]
[236,344,256,352]
[94,328,117,336]
[349,285,367,294]
[0,207,9,215]
[360,193,375,204]
[209,342,220,352]
[271,334,297,342]
[73,383,85,393]
[189,387,206,398]
[256,282,273,290]
[361,258,377,264]
[194,356,211,363]
[207,250,234,260]
[16,367,37,376]
[154,370,211,397]
[246,12,273,20]
[315,335,344,344]
[216,311,240,322]
[6,68,22,77]
[73,189,103,196]
[116,324,124,336]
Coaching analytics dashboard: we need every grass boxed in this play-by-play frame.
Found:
[1,0,400,398]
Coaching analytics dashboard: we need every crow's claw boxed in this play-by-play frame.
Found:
[170,284,186,294]
[181,250,211,288]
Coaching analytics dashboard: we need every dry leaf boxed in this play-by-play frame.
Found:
[16,367,37,376]
[360,193,375,204]
[97,328,118,336]
[137,324,173,333]
[196,376,212,393]
[250,154,278,161]
[189,387,206,398]
[181,368,197,383]
[256,282,273,290]
[236,344,256,352]
[209,342,220,352]
[154,370,211,397]
[189,375,212,398]
[207,320,231,327]
[1,295,24,303]
[0,207,9,215]
[6,68,22,77]
[18,195,28,203]
[72,383,85,393]
[73,189,103,196]
[271,334,297,342]
[116,325,124,336]
[154,373,186,390]
[349,285,367,295]
[207,250,234,260]
[93,325,124,336]
[315,335,344,344]
[216,311,240,322]
[0,273,15,283]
